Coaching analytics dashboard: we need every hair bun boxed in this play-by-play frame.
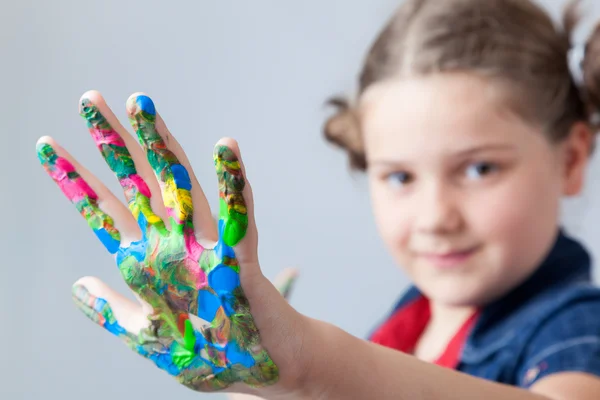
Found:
[582,24,600,128]
[323,97,367,170]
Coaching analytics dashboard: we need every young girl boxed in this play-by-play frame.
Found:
[37,0,600,399]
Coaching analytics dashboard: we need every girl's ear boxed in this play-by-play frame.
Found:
[561,121,594,196]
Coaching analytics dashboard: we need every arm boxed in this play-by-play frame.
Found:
[41,91,599,400]
[298,320,600,400]
[228,269,299,400]
[229,395,266,400]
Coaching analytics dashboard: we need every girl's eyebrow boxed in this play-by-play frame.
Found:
[369,144,517,167]
[452,143,517,157]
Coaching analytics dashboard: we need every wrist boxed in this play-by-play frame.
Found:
[294,317,330,399]
[258,316,333,400]
[293,318,346,400]
[297,320,380,400]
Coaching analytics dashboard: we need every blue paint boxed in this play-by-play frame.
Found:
[214,239,234,261]
[225,343,255,368]
[116,239,146,265]
[147,351,181,376]
[171,164,192,190]
[95,298,128,336]
[156,283,168,295]
[211,365,226,374]
[194,331,208,354]
[137,211,149,236]
[115,214,148,265]
[192,339,227,374]
[220,293,236,316]
[190,356,222,374]
[208,265,240,293]
[136,95,156,115]
[197,290,220,322]
[93,228,120,254]
[215,220,236,259]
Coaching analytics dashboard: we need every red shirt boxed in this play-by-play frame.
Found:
[370,296,480,368]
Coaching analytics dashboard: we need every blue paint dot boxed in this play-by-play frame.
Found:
[156,283,168,295]
[209,265,240,293]
[194,332,208,354]
[94,298,107,311]
[137,345,148,357]
[147,352,180,376]
[215,220,236,259]
[226,342,255,368]
[116,239,146,265]
[104,318,127,336]
[129,240,147,261]
[137,212,148,236]
[116,250,126,265]
[94,228,120,254]
[212,366,226,374]
[220,292,236,316]
[171,164,192,190]
[218,219,225,236]
[136,95,156,115]
[197,290,221,322]
[214,239,235,260]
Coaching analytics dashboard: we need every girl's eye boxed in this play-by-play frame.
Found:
[386,171,413,188]
[465,162,498,180]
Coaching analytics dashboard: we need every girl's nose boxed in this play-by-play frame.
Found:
[414,182,463,234]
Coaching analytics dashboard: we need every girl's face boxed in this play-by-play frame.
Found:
[362,73,590,307]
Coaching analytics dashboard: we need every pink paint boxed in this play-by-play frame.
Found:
[51,158,98,201]
[90,128,127,147]
[165,207,180,222]
[184,228,207,289]
[188,259,208,290]
[55,157,76,173]
[120,174,152,198]
[184,228,204,261]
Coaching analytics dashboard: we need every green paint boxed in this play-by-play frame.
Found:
[172,321,197,370]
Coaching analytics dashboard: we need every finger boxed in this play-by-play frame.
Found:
[126,94,195,232]
[72,277,174,371]
[213,139,258,266]
[272,268,299,300]
[36,137,137,253]
[72,276,149,337]
[152,101,217,242]
[79,91,167,235]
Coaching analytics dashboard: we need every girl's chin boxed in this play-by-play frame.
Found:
[415,280,495,307]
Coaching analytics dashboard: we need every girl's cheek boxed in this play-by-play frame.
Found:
[378,198,412,255]
[465,175,559,260]
[371,190,399,241]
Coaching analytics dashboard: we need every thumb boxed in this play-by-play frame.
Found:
[72,277,179,375]
[213,138,258,266]
[72,276,150,340]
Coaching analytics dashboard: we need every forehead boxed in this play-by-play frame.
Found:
[359,73,541,157]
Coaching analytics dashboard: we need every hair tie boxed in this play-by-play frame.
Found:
[568,43,585,86]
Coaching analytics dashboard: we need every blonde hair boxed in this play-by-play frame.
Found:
[324,0,600,170]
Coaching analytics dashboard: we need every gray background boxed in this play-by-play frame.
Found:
[2,0,600,399]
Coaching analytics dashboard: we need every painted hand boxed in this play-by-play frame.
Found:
[37,91,300,393]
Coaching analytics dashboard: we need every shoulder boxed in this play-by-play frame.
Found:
[522,282,600,329]
[461,282,600,385]
[516,283,600,388]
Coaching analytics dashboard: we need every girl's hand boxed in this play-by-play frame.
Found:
[36,91,309,395]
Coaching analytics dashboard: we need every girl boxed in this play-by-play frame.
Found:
[37,0,600,399]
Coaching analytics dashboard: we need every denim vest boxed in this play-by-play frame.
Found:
[376,229,600,387]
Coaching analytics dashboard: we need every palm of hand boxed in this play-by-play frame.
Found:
[37,93,278,391]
